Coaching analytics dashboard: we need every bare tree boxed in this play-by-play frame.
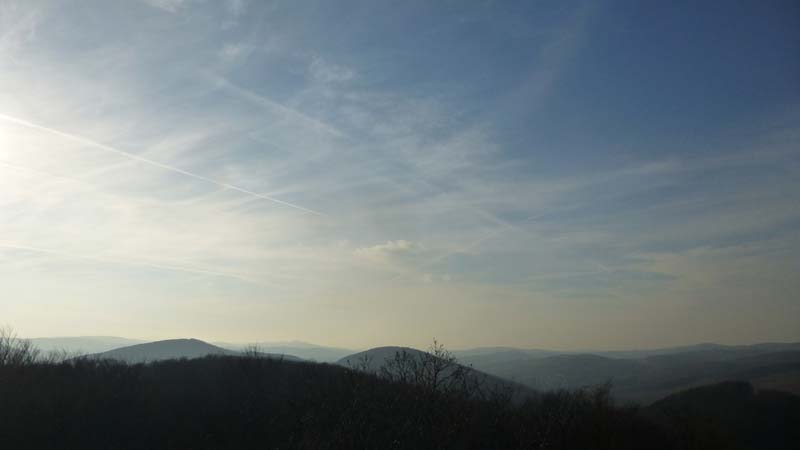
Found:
[418,339,466,393]
[243,344,264,359]
[379,348,418,384]
[378,339,486,398]
[0,326,40,367]
[348,352,375,373]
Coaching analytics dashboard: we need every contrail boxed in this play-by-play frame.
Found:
[0,113,327,217]
[207,74,348,139]
[0,241,272,286]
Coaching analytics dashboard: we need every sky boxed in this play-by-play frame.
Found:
[1,0,798,350]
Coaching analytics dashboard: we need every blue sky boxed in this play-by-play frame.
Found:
[1,0,798,349]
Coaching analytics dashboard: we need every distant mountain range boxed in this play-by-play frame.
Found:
[214,341,354,362]
[88,339,303,364]
[29,336,800,403]
[30,336,146,355]
[28,336,353,362]
[453,342,800,363]
[454,343,800,403]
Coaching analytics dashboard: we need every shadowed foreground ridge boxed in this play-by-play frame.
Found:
[647,381,800,450]
[3,331,798,449]
[0,355,662,450]
[0,338,798,449]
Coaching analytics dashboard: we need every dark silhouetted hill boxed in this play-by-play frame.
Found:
[0,353,683,450]
[647,381,800,450]
[3,331,793,450]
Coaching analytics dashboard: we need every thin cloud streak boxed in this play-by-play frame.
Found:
[207,74,349,139]
[0,241,272,286]
[0,113,328,217]
[1,0,797,347]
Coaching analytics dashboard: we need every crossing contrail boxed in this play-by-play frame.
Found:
[207,74,348,139]
[0,113,327,217]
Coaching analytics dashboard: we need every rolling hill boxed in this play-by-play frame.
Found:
[30,336,146,355]
[90,339,303,363]
[458,345,800,404]
[338,346,422,370]
[215,341,354,362]
[42,336,800,404]
[338,346,535,401]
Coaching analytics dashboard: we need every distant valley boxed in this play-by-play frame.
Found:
[455,343,800,403]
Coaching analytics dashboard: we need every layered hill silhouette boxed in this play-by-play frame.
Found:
[215,341,353,362]
[32,335,800,404]
[30,336,349,362]
[0,347,687,450]
[455,344,800,403]
[8,332,800,449]
[30,336,146,354]
[90,339,303,363]
[338,346,535,401]
[338,346,425,369]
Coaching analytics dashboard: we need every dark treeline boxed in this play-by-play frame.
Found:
[0,332,791,450]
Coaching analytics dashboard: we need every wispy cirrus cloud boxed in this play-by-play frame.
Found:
[307,55,357,84]
[355,240,425,262]
[0,113,326,216]
[142,0,188,13]
[1,0,797,348]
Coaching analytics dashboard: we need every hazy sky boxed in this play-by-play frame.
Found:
[1,0,798,350]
